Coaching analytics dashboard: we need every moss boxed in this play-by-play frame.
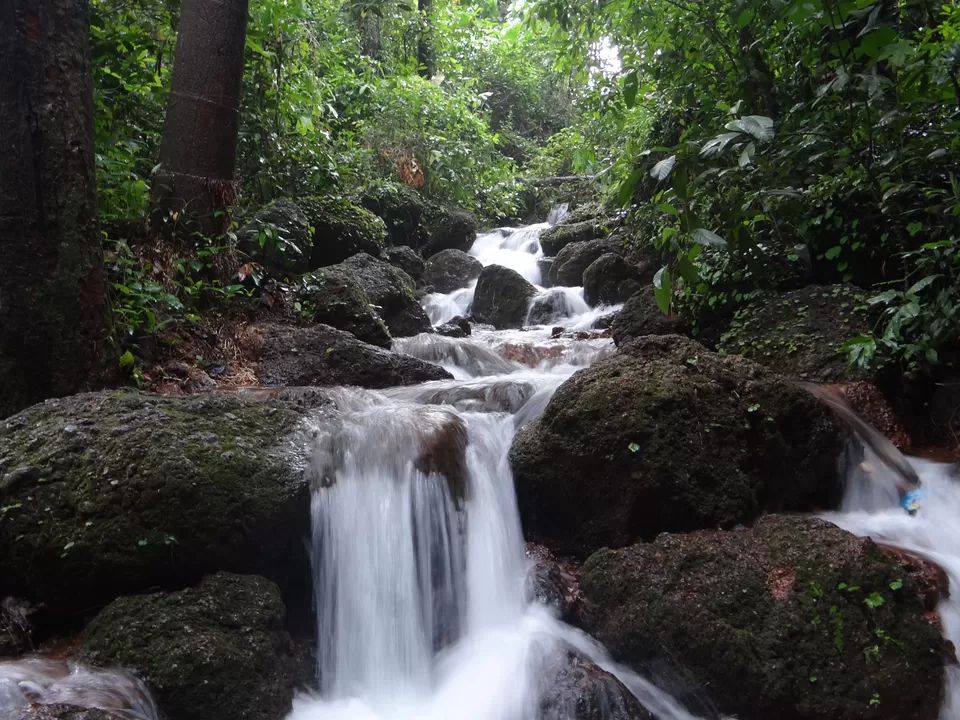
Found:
[297,266,391,348]
[298,196,386,267]
[540,219,610,256]
[358,182,428,248]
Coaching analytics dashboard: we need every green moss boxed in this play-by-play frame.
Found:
[298,195,386,267]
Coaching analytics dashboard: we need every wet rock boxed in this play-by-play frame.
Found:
[582,254,643,306]
[525,544,579,621]
[392,334,517,377]
[12,704,128,720]
[539,651,653,720]
[510,335,845,552]
[341,254,432,337]
[880,546,949,614]
[382,246,425,284]
[550,241,610,287]
[718,284,871,382]
[540,220,609,257]
[82,573,297,720]
[0,391,321,614]
[609,291,689,346]
[579,515,946,720]
[415,413,469,505]
[234,199,312,273]
[537,258,555,288]
[299,196,386,268]
[435,317,471,338]
[358,183,428,248]
[0,598,36,657]
[413,380,535,414]
[834,381,911,450]
[471,266,538,329]
[500,342,564,368]
[296,267,391,349]
[423,250,482,294]
[423,208,478,255]
[251,324,451,388]
[526,289,583,327]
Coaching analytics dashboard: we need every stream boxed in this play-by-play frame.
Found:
[1,215,958,720]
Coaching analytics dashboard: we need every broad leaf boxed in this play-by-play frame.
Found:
[623,70,639,108]
[653,267,672,314]
[691,228,727,247]
[700,132,742,157]
[650,155,677,181]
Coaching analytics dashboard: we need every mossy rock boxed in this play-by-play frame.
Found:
[509,335,844,553]
[82,573,298,720]
[234,199,313,273]
[357,182,428,248]
[382,245,425,284]
[550,240,611,287]
[423,208,478,255]
[540,220,609,256]
[471,265,538,329]
[340,253,432,337]
[609,291,689,345]
[579,515,946,720]
[424,249,482,294]
[297,267,391,348]
[718,284,872,382]
[299,196,386,268]
[0,390,324,614]
[582,253,644,307]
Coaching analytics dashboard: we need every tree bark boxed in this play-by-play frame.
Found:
[151,0,248,235]
[0,0,116,419]
[417,0,433,79]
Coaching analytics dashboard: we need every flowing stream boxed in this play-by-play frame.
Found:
[2,214,959,720]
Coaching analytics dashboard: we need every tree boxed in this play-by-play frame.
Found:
[417,0,433,78]
[0,0,116,419]
[151,0,249,235]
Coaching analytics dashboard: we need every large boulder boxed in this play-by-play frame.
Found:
[510,335,844,553]
[382,246,425,284]
[299,197,386,268]
[550,240,610,287]
[341,254,432,337]
[82,573,298,720]
[471,266,538,329]
[250,324,451,388]
[423,250,482,294]
[423,208,478,255]
[296,267,391,348]
[235,199,313,273]
[718,284,871,382]
[609,291,689,346]
[358,183,428,248]
[579,515,946,720]
[540,220,608,257]
[0,390,321,613]
[582,254,643,306]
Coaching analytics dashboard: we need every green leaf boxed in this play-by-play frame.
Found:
[864,592,884,609]
[623,70,639,108]
[119,350,135,368]
[691,228,727,247]
[725,116,774,142]
[907,275,940,295]
[618,168,644,207]
[700,132,742,157]
[825,246,842,260]
[650,155,677,182]
[736,8,755,29]
[657,203,679,217]
[627,442,640,452]
[653,267,672,314]
[889,580,903,590]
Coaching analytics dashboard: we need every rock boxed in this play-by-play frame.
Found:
[0,390,321,614]
[718,285,871,382]
[835,382,911,450]
[423,250,482,294]
[536,258,555,288]
[298,196,386,268]
[251,324,451,388]
[525,544,579,621]
[382,246,425,284]
[510,335,845,553]
[12,705,129,720]
[471,265,537,329]
[435,317,471,338]
[415,413,468,505]
[0,598,36,657]
[424,208,478,255]
[526,289,585,327]
[296,267,391,349]
[579,515,946,720]
[539,651,654,720]
[551,241,610,287]
[410,380,535,414]
[235,199,312,273]
[82,573,297,720]
[358,183,428,248]
[880,547,949,614]
[609,291,689,346]
[540,220,608,257]
[582,254,643,306]
[341,254,432,337]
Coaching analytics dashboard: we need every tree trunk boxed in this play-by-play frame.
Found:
[151,0,248,236]
[417,0,433,79]
[0,0,116,419]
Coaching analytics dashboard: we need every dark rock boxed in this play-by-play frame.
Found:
[341,254,432,337]
[539,651,654,720]
[540,220,609,257]
[471,265,537,329]
[424,208,478,255]
[510,335,845,553]
[235,199,312,273]
[582,254,643,306]
[82,573,298,720]
[358,183,428,248]
[718,284,871,382]
[424,250,482,294]
[299,196,386,268]
[610,291,689,346]
[415,412,468,505]
[382,246,425,284]
[525,543,579,621]
[551,241,610,287]
[0,391,323,614]
[12,705,129,720]
[296,267,391,349]
[537,258,555,288]
[251,324,451,388]
[410,380,536,414]
[435,317,471,338]
[526,288,583,326]
[0,597,36,657]
[579,515,946,720]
